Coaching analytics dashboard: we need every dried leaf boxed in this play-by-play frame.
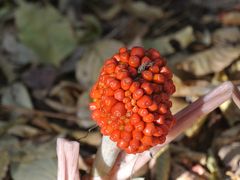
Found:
[1,82,33,109]
[77,90,95,128]
[124,1,163,20]
[11,158,57,180]
[7,125,41,138]
[0,150,9,180]
[153,147,171,180]
[185,116,207,138]
[71,130,101,146]
[221,12,240,26]
[0,56,16,82]
[76,39,124,89]
[171,163,205,180]
[95,4,122,20]
[176,46,240,76]
[15,2,77,66]
[220,100,240,126]
[22,66,57,90]
[172,75,213,97]
[76,15,102,43]
[144,26,195,55]
[218,142,240,176]
[227,60,240,80]
[2,33,37,65]
[171,97,188,114]
[192,0,240,10]
[213,27,240,45]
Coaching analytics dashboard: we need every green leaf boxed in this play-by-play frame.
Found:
[15,2,77,66]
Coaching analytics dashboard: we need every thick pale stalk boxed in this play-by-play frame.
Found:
[57,138,80,180]
[91,136,121,178]
[110,81,240,179]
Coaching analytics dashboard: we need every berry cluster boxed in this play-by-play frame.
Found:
[89,47,176,154]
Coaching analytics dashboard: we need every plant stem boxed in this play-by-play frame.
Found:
[91,136,121,179]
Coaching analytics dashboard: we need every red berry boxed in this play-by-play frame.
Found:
[117,140,129,149]
[111,102,126,117]
[137,95,153,109]
[114,89,125,101]
[130,113,141,125]
[153,74,165,84]
[131,47,145,58]
[143,123,156,136]
[143,113,154,122]
[120,52,129,63]
[142,70,153,81]
[121,77,133,90]
[133,89,144,100]
[141,82,153,95]
[121,131,132,142]
[129,55,140,67]
[141,136,153,146]
[132,130,143,140]
[135,121,145,131]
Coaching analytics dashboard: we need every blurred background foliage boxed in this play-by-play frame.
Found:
[0,0,240,179]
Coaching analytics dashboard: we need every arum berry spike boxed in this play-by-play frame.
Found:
[89,46,176,154]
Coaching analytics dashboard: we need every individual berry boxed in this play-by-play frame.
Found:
[111,102,127,117]
[142,70,153,81]
[143,113,154,123]
[121,77,132,90]
[120,52,129,63]
[129,55,140,67]
[121,131,132,142]
[141,136,153,146]
[109,79,121,90]
[137,95,153,109]
[133,89,144,100]
[119,47,127,54]
[117,140,129,149]
[135,121,145,131]
[141,82,153,95]
[130,113,141,125]
[153,74,165,84]
[132,130,143,140]
[143,123,156,136]
[114,89,125,101]
[130,47,145,58]
[129,82,140,93]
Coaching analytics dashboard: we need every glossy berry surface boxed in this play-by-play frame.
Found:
[89,47,176,154]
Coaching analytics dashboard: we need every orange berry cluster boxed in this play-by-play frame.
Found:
[89,47,176,154]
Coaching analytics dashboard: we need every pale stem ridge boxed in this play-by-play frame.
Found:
[92,81,240,180]
[57,138,80,180]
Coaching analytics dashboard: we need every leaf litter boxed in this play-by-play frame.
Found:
[0,0,240,179]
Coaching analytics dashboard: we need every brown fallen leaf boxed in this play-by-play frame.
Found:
[76,39,124,89]
[123,1,164,20]
[218,142,240,177]
[172,74,213,97]
[220,100,240,126]
[7,125,42,138]
[0,150,9,179]
[221,11,240,26]
[144,26,195,55]
[213,27,240,45]
[176,46,240,76]
[71,130,101,146]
